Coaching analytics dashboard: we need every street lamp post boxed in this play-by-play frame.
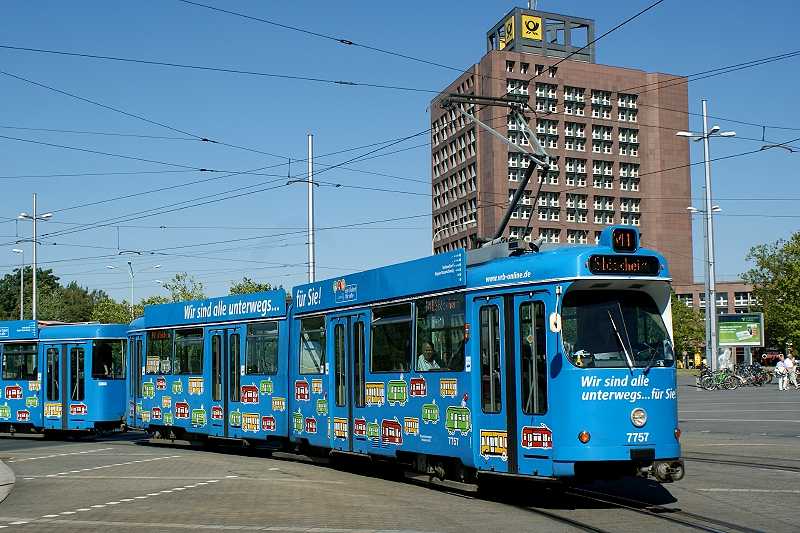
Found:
[12,249,24,320]
[107,260,160,321]
[676,100,735,371]
[18,193,53,321]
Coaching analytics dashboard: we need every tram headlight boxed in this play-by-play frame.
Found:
[630,408,647,428]
[674,428,681,440]
[578,431,591,444]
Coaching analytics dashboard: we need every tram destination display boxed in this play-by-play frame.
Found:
[588,255,660,276]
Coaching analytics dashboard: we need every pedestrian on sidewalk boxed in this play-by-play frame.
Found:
[786,353,799,390]
[776,354,787,391]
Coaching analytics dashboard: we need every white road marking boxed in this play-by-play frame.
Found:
[25,455,182,480]
[697,488,800,493]
[8,448,113,463]
[692,443,776,446]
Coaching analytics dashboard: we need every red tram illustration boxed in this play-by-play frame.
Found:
[521,424,553,450]
[294,380,310,401]
[381,419,403,446]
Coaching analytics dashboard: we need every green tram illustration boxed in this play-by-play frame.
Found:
[142,381,155,399]
[163,412,174,426]
[316,398,328,416]
[366,420,380,440]
[191,407,207,427]
[25,396,38,408]
[259,379,273,395]
[387,380,408,407]
[172,380,183,394]
[293,410,303,433]
[229,409,242,428]
[445,406,471,435]
[0,403,9,419]
[422,401,440,424]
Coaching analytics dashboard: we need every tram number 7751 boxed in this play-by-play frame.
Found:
[626,432,649,443]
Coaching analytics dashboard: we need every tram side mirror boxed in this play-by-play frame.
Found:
[549,312,562,333]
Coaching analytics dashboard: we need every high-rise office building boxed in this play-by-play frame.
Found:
[430,7,694,284]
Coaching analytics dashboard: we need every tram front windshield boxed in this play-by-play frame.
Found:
[562,290,674,368]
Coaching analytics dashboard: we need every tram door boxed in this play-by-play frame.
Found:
[42,344,84,430]
[473,296,511,473]
[128,335,143,427]
[209,327,244,438]
[328,313,368,452]
[512,294,553,477]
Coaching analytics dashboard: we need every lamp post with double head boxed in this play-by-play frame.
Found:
[676,100,735,371]
[107,258,160,321]
[18,193,53,321]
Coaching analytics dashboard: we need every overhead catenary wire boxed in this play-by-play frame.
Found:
[0,46,440,94]
[36,127,431,240]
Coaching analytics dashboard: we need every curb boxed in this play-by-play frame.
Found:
[0,460,15,504]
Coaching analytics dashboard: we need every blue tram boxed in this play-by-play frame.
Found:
[0,320,129,434]
[129,290,290,443]
[131,225,682,483]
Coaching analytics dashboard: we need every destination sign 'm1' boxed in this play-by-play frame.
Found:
[588,255,660,276]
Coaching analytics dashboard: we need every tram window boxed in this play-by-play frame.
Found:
[334,324,346,407]
[70,347,85,402]
[230,333,240,402]
[2,343,38,380]
[175,329,204,375]
[415,294,466,372]
[245,322,279,375]
[371,303,412,373]
[299,316,326,374]
[92,340,125,379]
[561,291,674,368]
[480,305,502,413]
[353,321,366,407]
[46,348,59,401]
[146,329,173,374]
[211,335,221,402]
[520,301,548,415]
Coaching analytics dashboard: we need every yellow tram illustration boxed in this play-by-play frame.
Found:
[479,430,508,460]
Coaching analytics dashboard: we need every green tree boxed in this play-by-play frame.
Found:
[0,267,62,320]
[229,276,273,295]
[92,295,172,324]
[91,298,132,324]
[742,233,800,349]
[670,292,704,358]
[162,272,205,302]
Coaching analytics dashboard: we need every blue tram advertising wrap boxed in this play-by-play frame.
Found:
[0,321,129,433]
[132,291,290,443]
[16,225,682,485]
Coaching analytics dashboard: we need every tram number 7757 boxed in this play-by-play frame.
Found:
[626,432,649,443]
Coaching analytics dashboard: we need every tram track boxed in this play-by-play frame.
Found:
[683,454,800,474]
[565,486,762,533]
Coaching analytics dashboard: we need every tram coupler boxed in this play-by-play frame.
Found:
[651,460,684,482]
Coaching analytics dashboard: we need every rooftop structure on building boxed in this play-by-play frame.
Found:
[430,6,695,284]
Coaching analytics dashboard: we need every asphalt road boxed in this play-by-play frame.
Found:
[0,373,794,532]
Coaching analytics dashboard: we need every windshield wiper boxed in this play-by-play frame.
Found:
[644,340,672,374]
[607,309,634,372]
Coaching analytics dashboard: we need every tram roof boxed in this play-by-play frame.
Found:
[292,226,668,314]
[0,320,129,341]
[142,289,287,329]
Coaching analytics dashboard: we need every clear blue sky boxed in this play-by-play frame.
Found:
[0,0,798,301]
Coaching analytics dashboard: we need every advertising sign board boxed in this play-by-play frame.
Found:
[718,313,764,347]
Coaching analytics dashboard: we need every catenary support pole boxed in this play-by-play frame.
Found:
[701,99,719,371]
[32,193,37,321]
[307,133,316,283]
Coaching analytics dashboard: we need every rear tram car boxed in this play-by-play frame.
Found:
[0,320,128,434]
[126,225,682,484]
